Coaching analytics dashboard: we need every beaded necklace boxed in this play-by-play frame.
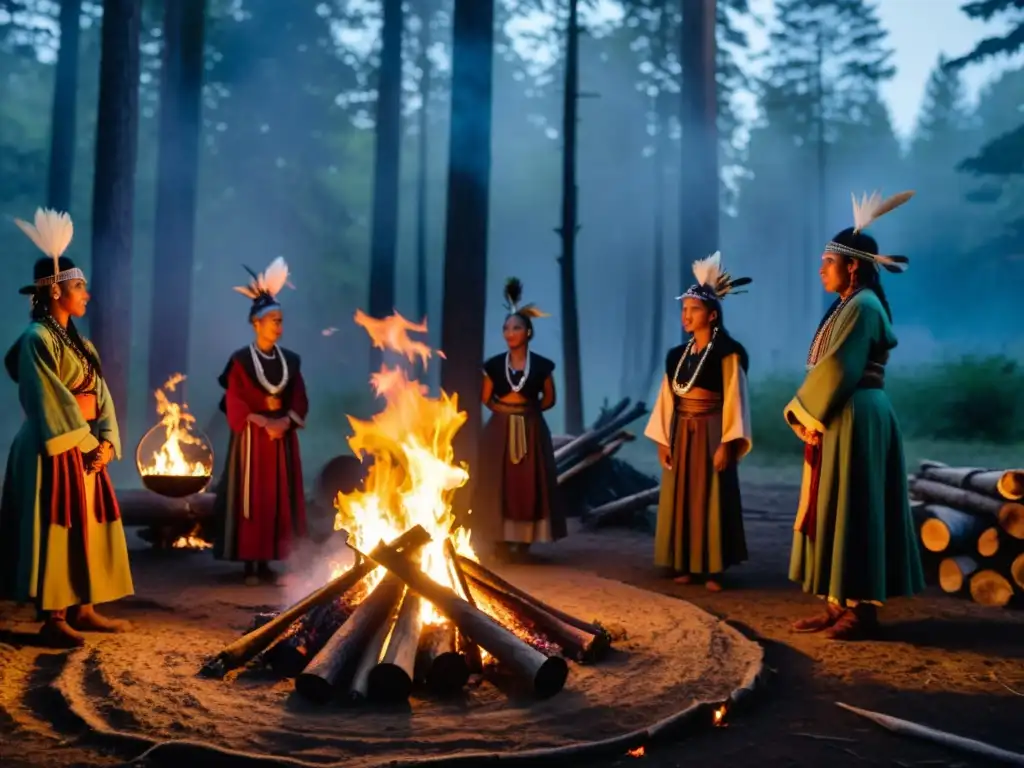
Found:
[43,316,96,393]
[249,343,289,395]
[505,351,530,393]
[806,289,862,368]
[671,327,718,396]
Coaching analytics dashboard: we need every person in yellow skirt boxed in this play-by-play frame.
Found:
[0,209,134,648]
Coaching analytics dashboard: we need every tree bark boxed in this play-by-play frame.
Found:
[558,0,584,434]
[367,0,404,371]
[360,542,569,698]
[417,622,468,696]
[919,465,1024,502]
[47,0,82,212]
[909,478,1004,517]
[441,0,494,520]
[148,0,207,395]
[199,527,429,677]
[917,504,992,554]
[90,0,142,416]
[295,574,405,704]
[677,0,718,342]
[347,608,395,702]
[582,486,660,530]
[368,588,424,703]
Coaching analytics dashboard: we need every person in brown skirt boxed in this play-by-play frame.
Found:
[472,278,566,561]
[645,251,753,591]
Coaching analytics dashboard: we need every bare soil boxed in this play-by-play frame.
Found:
[2,480,1023,768]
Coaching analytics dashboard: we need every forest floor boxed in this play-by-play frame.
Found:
[1,477,1023,768]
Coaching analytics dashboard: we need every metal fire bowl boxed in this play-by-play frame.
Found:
[141,474,212,498]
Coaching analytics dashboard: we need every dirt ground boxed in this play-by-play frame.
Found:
[2,481,1023,768]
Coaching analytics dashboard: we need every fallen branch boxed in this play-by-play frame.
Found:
[583,487,660,530]
[835,701,1024,765]
[557,432,632,485]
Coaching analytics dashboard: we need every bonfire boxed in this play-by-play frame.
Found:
[200,311,613,704]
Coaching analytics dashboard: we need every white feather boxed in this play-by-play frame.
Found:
[691,251,722,288]
[261,257,289,298]
[851,191,882,232]
[14,208,74,259]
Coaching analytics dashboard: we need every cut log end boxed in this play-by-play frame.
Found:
[977,527,1001,558]
[534,655,569,699]
[938,556,977,594]
[294,673,335,705]
[919,519,951,553]
[969,570,1015,608]
[997,503,1024,540]
[997,470,1024,501]
[367,663,414,704]
[427,652,470,696]
[1010,553,1024,592]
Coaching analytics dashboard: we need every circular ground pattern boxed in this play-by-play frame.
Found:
[0,565,762,767]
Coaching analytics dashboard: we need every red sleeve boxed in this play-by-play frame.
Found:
[287,371,308,428]
[225,360,267,433]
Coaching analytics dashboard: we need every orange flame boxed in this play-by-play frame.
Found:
[713,703,728,727]
[139,374,211,477]
[333,312,473,625]
[626,745,645,758]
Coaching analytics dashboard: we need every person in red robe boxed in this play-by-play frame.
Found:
[212,258,308,586]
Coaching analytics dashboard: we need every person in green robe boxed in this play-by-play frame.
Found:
[784,191,925,640]
[645,251,753,591]
[0,208,134,648]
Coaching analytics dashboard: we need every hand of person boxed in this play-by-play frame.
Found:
[713,442,734,473]
[95,440,115,468]
[658,444,672,471]
[265,418,290,440]
[792,423,821,446]
[82,447,100,474]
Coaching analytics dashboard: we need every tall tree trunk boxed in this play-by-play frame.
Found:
[368,0,404,369]
[646,6,670,388]
[440,0,494,518]
[558,0,583,434]
[678,0,718,342]
[90,0,141,420]
[813,25,827,323]
[46,0,82,212]
[415,7,432,321]
[148,0,207,396]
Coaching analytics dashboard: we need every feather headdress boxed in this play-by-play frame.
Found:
[234,257,290,320]
[14,208,78,285]
[503,277,549,319]
[677,251,752,302]
[825,190,914,274]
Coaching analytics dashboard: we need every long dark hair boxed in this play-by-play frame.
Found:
[831,227,894,322]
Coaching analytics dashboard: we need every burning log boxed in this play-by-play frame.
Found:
[348,606,398,703]
[444,538,483,673]
[368,589,425,703]
[263,595,356,677]
[915,504,992,554]
[359,541,569,699]
[918,461,1024,501]
[455,556,612,647]
[416,622,469,696]
[295,573,406,704]
[466,575,606,663]
[199,526,430,677]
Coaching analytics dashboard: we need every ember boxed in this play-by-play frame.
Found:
[200,311,616,705]
[713,703,728,727]
[171,523,213,550]
[137,374,214,498]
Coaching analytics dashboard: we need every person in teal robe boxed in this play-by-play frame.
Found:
[0,209,134,648]
[784,191,925,640]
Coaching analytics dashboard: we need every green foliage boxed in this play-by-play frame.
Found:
[749,357,1024,461]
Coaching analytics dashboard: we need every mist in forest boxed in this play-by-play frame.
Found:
[1,0,1022,486]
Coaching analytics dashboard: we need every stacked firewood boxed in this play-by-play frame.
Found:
[909,460,1024,608]
[554,397,659,526]
[199,525,616,705]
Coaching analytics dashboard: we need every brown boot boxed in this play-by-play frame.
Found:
[71,604,131,633]
[826,604,878,641]
[38,609,86,648]
[792,602,846,633]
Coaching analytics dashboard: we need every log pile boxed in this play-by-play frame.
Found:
[200,524,616,706]
[554,398,659,523]
[909,460,1024,609]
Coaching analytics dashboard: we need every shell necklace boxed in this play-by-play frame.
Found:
[806,289,862,368]
[671,327,718,396]
[249,343,289,395]
[505,351,530,393]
